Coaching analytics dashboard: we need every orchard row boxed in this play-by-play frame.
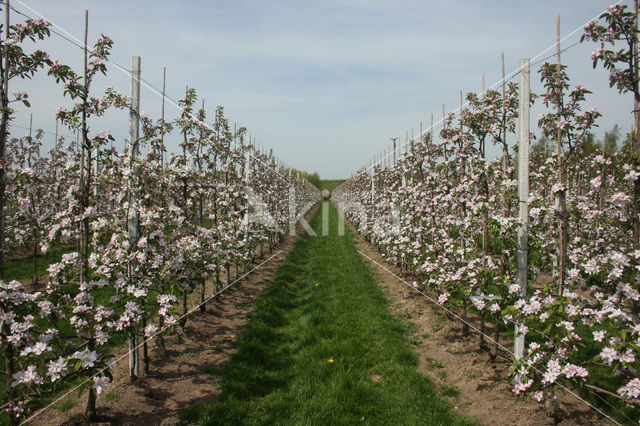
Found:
[333,3,640,420]
[0,7,320,423]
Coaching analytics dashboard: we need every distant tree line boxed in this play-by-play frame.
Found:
[532,124,627,156]
[292,169,321,188]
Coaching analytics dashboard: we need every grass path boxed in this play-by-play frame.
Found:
[182,202,474,425]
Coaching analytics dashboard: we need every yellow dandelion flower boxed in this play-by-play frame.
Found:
[328,359,334,363]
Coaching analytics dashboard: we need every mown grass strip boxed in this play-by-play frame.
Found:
[182,202,475,425]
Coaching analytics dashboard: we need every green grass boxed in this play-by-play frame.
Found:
[182,202,474,425]
[5,246,76,282]
[425,357,445,371]
[319,179,345,192]
[104,392,120,402]
[55,398,78,413]
[440,384,460,398]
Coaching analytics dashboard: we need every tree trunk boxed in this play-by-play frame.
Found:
[156,314,166,356]
[199,192,206,312]
[491,319,500,361]
[462,299,469,335]
[200,278,206,312]
[479,311,486,350]
[85,339,97,422]
[558,188,568,296]
[32,227,38,285]
[3,324,14,408]
[481,171,489,252]
[142,315,149,375]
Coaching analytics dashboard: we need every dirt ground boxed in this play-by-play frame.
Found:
[36,207,318,426]
[350,226,614,426]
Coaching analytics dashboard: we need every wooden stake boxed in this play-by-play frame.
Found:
[442,105,447,160]
[3,0,8,98]
[384,146,387,168]
[406,131,410,153]
[632,0,640,253]
[502,52,507,173]
[182,86,189,159]
[556,15,567,297]
[481,73,486,157]
[430,113,433,144]
[409,128,413,153]
[81,11,100,421]
[393,138,396,164]
[635,0,640,152]
[460,91,463,137]
[161,66,166,167]
[601,131,607,210]
[0,1,10,404]
[81,10,87,183]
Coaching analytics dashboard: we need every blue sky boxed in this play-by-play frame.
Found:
[9,0,633,179]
